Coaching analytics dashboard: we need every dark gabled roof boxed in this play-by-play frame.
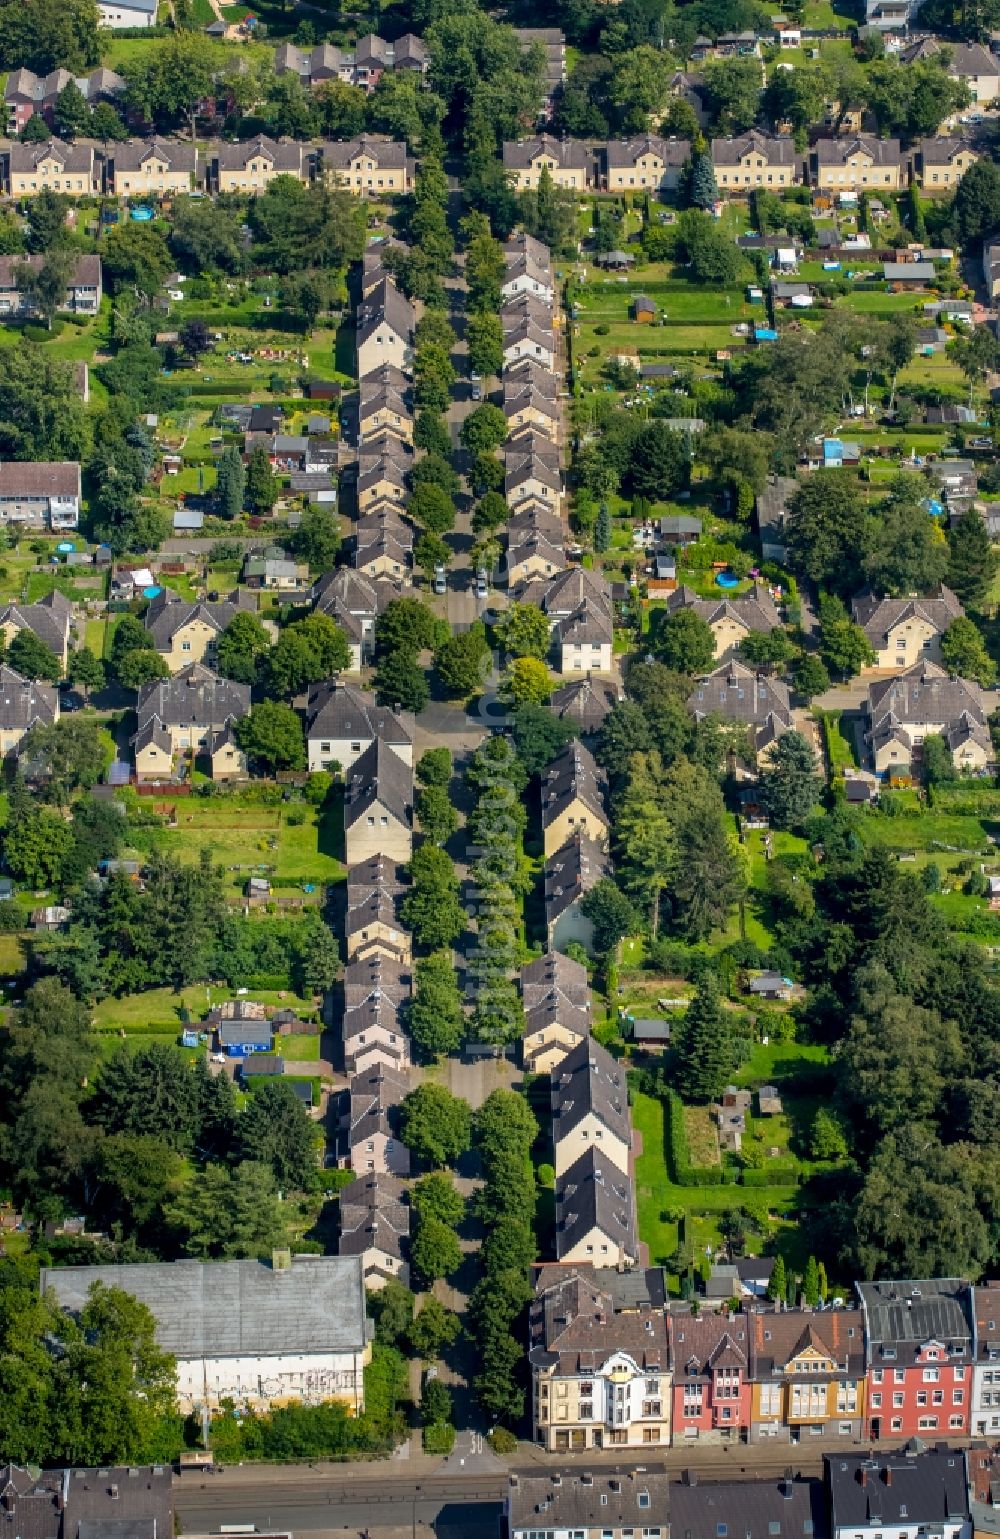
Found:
[346,853,407,902]
[306,681,414,748]
[552,1036,631,1150]
[521,950,591,1012]
[689,660,793,729]
[0,592,72,657]
[750,1307,865,1377]
[607,133,690,169]
[136,663,250,730]
[712,131,797,166]
[826,1450,969,1530]
[668,582,781,635]
[211,135,304,173]
[8,138,94,175]
[344,737,413,832]
[0,665,58,732]
[538,564,613,618]
[813,135,903,167]
[545,832,611,923]
[339,1171,409,1261]
[541,740,608,834]
[502,134,590,170]
[356,277,416,350]
[852,585,963,644]
[918,136,977,166]
[554,1145,637,1263]
[111,138,197,173]
[671,1476,827,1539]
[550,676,621,732]
[0,460,81,496]
[144,592,248,650]
[64,1465,173,1539]
[323,134,408,171]
[346,1063,409,1146]
[343,954,411,1010]
[0,1465,62,1539]
[670,1310,750,1375]
[757,474,797,532]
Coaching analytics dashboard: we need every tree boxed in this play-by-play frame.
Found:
[510,703,577,776]
[416,782,459,845]
[499,657,552,708]
[663,759,745,940]
[416,747,452,789]
[793,653,831,703]
[689,151,719,210]
[674,974,735,1102]
[115,648,169,691]
[496,603,551,661]
[238,1080,316,1190]
[267,614,351,696]
[818,594,876,680]
[460,402,507,456]
[293,504,341,573]
[409,947,464,1059]
[245,445,277,515]
[0,0,100,76]
[401,844,466,950]
[411,1171,465,1227]
[580,877,639,956]
[940,615,996,685]
[376,597,445,657]
[767,1254,787,1302]
[68,646,104,700]
[759,731,822,830]
[214,445,246,520]
[653,608,715,675]
[739,629,794,672]
[466,311,504,379]
[411,1214,462,1285]
[613,754,676,936]
[954,157,1000,250]
[677,209,744,285]
[409,482,456,535]
[299,917,340,996]
[786,473,872,598]
[409,1296,460,1360]
[19,112,50,142]
[234,702,305,772]
[20,718,110,804]
[704,55,762,131]
[594,501,611,554]
[7,628,61,682]
[101,223,172,299]
[51,78,89,139]
[400,1084,471,1169]
[948,509,999,610]
[434,627,490,699]
[951,324,1000,409]
[166,1160,288,1259]
[810,1106,850,1161]
[375,648,429,714]
[217,611,270,686]
[862,481,949,596]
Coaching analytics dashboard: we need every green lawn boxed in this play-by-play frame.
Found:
[277,1032,321,1061]
[93,981,316,1034]
[859,811,996,853]
[131,799,345,886]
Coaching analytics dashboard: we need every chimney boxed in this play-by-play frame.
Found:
[883,1467,892,1487]
[858,1467,867,1488]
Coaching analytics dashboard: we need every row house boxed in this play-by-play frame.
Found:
[529,1266,672,1451]
[858,1278,973,1439]
[916,136,980,190]
[851,583,964,671]
[541,739,608,858]
[712,131,799,190]
[750,1307,866,1442]
[506,508,566,588]
[666,583,782,662]
[358,363,413,448]
[131,664,250,781]
[357,277,415,382]
[341,953,412,1075]
[312,566,387,671]
[866,660,993,778]
[555,1146,638,1267]
[521,950,593,1074]
[275,33,427,93]
[143,590,257,673]
[338,1171,409,1291]
[689,660,794,768]
[304,681,414,774]
[4,66,124,134]
[545,829,611,953]
[206,135,309,193]
[343,736,413,865]
[550,675,621,737]
[973,1284,1000,1437]
[552,1036,631,1179]
[0,590,73,672]
[355,507,413,582]
[502,231,555,305]
[5,137,97,197]
[106,139,197,197]
[345,853,411,966]
[518,566,615,674]
[603,134,690,193]
[321,135,414,196]
[670,1311,752,1442]
[813,135,905,192]
[515,27,567,119]
[503,133,592,190]
[343,1063,410,1175]
[0,664,58,760]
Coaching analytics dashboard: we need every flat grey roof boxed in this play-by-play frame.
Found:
[40,1256,368,1358]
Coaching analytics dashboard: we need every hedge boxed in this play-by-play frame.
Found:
[742,1165,800,1187]
[664,1089,724,1186]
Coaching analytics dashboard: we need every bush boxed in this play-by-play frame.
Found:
[23,320,64,342]
[488,1427,518,1455]
[741,1165,800,1187]
[423,1422,455,1455]
[537,1162,555,1188]
[594,323,610,335]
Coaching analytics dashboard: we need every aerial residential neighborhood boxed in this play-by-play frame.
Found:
[8,0,1000,1522]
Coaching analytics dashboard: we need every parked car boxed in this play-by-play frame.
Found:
[476,568,489,598]
[433,565,447,595]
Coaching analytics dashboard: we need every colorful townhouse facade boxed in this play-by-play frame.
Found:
[857,1278,973,1440]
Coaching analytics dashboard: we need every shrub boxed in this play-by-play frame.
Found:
[488,1427,518,1455]
[537,1163,555,1188]
[23,320,64,342]
[423,1422,455,1455]
[594,323,610,335]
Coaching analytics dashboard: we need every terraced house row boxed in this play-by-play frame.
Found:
[526,1272,1000,1451]
[0,133,413,199]
[501,130,983,195]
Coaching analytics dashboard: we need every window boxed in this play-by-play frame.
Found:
[871,1394,882,1408]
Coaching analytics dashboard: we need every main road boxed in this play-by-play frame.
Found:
[174,1438,876,1537]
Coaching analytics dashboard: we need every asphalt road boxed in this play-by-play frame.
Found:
[173,1440,859,1537]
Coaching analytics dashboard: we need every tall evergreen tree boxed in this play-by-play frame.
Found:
[689,152,718,210]
[948,508,999,609]
[673,973,734,1103]
[214,445,246,519]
